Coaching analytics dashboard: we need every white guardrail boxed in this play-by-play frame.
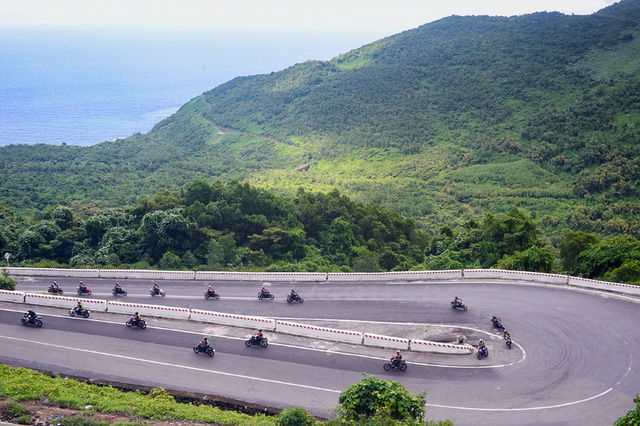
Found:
[190,309,276,331]
[568,276,640,296]
[275,320,363,344]
[195,271,327,282]
[107,301,190,319]
[327,270,462,282]
[363,333,410,351]
[0,289,25,303]
[24,293,107,311]
[99,269,196,280]
[6,267,100,278]
[410,339,473,354]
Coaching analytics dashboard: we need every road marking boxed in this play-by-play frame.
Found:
[0,335,341,394]
[426,387,613,411]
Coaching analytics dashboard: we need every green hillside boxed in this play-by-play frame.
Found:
[2,0,640,242]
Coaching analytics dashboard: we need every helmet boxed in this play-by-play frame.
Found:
[479,339,484,343]
[291,289,294,291]
[135,312,139,315]
[53,281,57,284]
[258,329,262,332]
[396,350,400,354]
[80,281,83,284]
[116,282,119,285]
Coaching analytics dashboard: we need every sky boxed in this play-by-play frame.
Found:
[0,0,621,38]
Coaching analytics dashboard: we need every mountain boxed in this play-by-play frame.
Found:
[2,0,640,240]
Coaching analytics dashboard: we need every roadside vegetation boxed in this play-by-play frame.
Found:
[2,181,639,282]
[0,365,450,425]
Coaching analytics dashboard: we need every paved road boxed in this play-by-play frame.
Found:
[2,277,639,425]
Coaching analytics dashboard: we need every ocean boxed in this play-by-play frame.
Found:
[0,28,372,146]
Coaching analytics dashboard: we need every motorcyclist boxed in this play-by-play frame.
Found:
[207,285,215,296]
[198,337,211,351]
[27,309,37,323]
[152,282,160,295]
[75,301,84,315]
[503,330,511,340]
[453,296,462,306]
[78,281,87,293]
[131,312,142,326]
[261,286,269,296]
[254,329,264,343]
[492,316,501,326]
[290,289,298,301]
[478,339,486,354]
[114,282,122,293]
[391,350,403,367]
[50,281,61,292]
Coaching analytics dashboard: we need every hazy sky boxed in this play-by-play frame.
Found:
[1,1,621,37]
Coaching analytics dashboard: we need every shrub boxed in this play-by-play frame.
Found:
[334,375,426,423]
[0,269,16,290]
[616,394,640,425]
[277,406,316,426]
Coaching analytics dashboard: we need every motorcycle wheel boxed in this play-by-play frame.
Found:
[193,346,199,354]
[126,321,132,328]
[463,305,468,310]
[48,289,52,293]
[82,310,90,318]
[298,297,304,303]
[204,293,210,299]
[383,363,391,371]
[245,340,252,347]
[77,290,82,295]
[112,290,117,296]
[206,348,214,357]
[269,294,274,300]
[506,341,512,349]
[477,353,482,360]
[122,291,127,296]
[287,297,292,303]
[21,317,27,325]
[69,310,76,317]
[161,292,165,297]
[260,339,268,348]
[150,290,155,296]
[214,294,220,299]
[139,321,147,329]
[258,294,263,300]
[36,320,43,327]
[399,363,407,372]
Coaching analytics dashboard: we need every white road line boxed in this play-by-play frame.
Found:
[426,387,613,411]
[0,335,341,394]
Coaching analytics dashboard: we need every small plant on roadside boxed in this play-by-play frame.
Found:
[0,269,16,290]
[277,406,316,426]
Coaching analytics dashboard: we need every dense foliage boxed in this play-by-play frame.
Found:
[2,179,638,281]
[2,2,640,277]
[616,394,640,426]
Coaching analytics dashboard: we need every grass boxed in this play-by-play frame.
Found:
[0,364,277,425]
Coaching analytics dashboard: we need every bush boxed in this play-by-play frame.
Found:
[277,406,316,426]
[0,270,16,290]
[616,394,640,425]
[334,375,426,423]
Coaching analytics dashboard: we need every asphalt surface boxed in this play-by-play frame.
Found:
[1,277,639,425]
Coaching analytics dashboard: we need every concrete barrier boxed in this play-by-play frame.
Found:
[410,339,473,354]
[24,293,107,311]
[327,270,463,282]
[464,269,568,285]
[194,271,327,282]
[190,309,276,330]
[363,333,409,350]
[6,267,100,278]
[568,276,640,296]
[0,289,25,303]
[99,269,195,280]
[275,320,363,344]
[107,301,189,319]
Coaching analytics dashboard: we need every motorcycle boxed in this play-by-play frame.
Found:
[505,336,512,349]
[204,289,220,300]
[245,335,269,348]
[77,286,92,296]
[69,308,90,318]
[258,291,274,300]
[193,345,215,357]
[47,285,63,295]
[126,318,147,329]
[112,287,128,296]
[491,318,505,330]
[383,359,407,372]
[21,313,43,327]
[477,345,489,360]
[286,293,304,303]
[450,300,468,310]
[150,288,166,297]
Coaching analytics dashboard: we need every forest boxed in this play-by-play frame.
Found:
[1,180,639,285]
[1,1,640,284]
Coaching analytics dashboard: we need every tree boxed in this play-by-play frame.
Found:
[334,375,426,423]
[496,246,555,272]
[558,231,599,273]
